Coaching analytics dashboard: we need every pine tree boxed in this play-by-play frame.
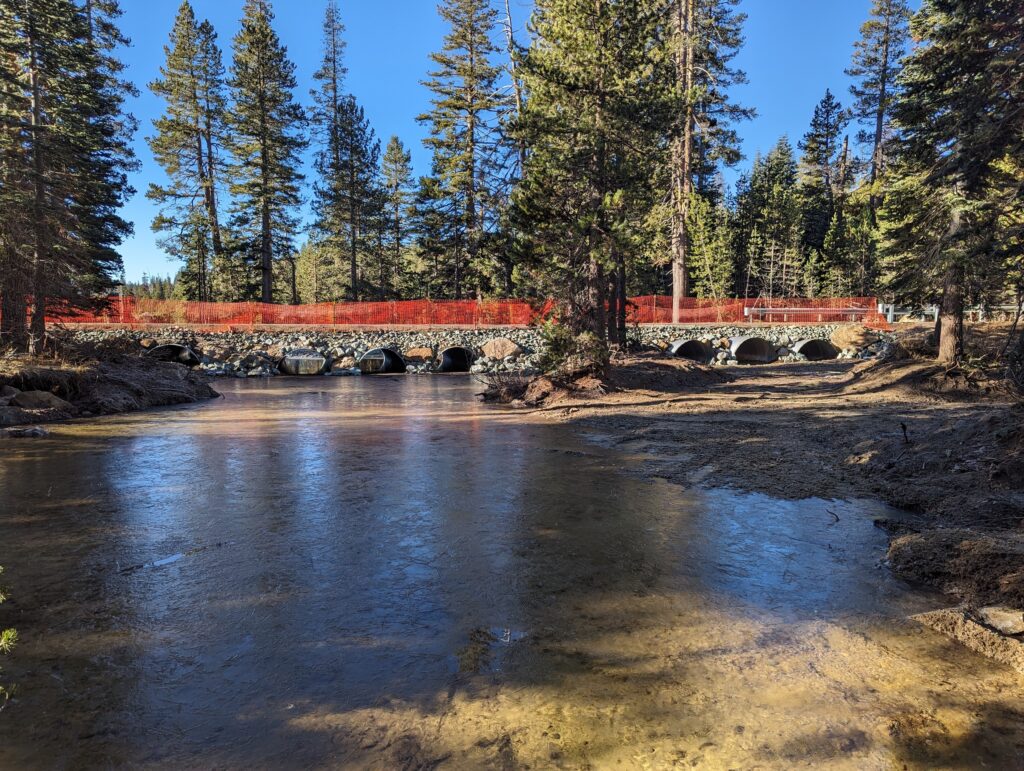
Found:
[148,1,228,302]
[227,0,306,304]
[419,0,508,299]
[0,0,135,351]
[309,2,382,301]
[794,89,851,294]
[847,0,912,226]
[668,0,752,321]
[882,0,1024,363]
[734,138,801,299]
[515,0,668,340]
[381,136,415,295]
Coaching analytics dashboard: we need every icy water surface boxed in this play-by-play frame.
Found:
[0,377,1021,769]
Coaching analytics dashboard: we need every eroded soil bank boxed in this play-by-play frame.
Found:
[0,353,217,431]
[0,378,1022,768]
[512,354,1024,611]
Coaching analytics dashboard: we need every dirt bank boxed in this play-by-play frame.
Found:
[497,350,1024,610]
[0,353,218,431]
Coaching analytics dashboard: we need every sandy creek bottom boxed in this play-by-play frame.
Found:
[0,377,1021,769]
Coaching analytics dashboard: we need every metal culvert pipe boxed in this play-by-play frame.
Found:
[279,348,328,376]
[145,344,201,368]
[730,336,778,364]
[669,339,713,363]
[438,346,476,373]
[358,348,406,375]
[792,339,839,361]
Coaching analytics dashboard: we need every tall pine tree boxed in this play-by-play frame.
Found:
[419,0,508,298]
[847,0,912,226]
[381,136,415,295]
[310,1,382,301]
[227,0,305,303]
[882,0,1024,362]
[148,1,228,302]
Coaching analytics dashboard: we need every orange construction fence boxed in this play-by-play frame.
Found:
[38,296,889,329]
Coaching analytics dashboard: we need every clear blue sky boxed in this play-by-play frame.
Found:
[117,0,917,282]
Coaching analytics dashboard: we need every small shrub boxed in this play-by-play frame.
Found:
[478,370,532,403]
[538,321,610,374]
[0,566,14,709]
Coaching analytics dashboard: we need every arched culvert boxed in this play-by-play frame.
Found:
[438,346,476,373]
[358,348,406,375]
[730,336,778,364]
[669,339,713,363]
[793,339,839,361]
[279,348,328,376]
[145,343,200,368]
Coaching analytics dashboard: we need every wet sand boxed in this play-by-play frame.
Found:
[0,377,1022,768]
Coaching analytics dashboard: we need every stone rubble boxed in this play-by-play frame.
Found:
[63,324,893,378]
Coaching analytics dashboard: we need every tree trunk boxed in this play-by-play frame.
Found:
[671,0,695,324]
[937,266,964,364]
[868,15,892,229]
[616,258,627,344]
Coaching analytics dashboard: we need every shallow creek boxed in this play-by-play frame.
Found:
[0,377,1021,769]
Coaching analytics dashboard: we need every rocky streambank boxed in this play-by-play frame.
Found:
[66,324,893,379]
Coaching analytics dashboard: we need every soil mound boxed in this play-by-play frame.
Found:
[889,529,1024,607]
[606,357,732,393]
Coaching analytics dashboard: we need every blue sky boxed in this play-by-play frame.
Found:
[117,0,916,282]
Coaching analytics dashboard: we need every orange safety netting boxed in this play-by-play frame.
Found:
[39,296,889,329]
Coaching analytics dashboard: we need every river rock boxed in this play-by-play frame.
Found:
[0,406,32,426]
[831,325,877,352]
[481,337,524,360]
[12,391,74,410]
[404,346,435,363]
[978,606,1024,636]
[4,425,49,438]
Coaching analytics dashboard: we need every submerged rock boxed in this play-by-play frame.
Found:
[12,391,74,410]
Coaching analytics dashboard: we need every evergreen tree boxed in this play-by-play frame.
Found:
[668,0,752,320]
[227,0,306,303]
[419,0,508,298]
[882,0,1024,362]
[514,0,666,341]
[148,1,228,302]
[310,1,382,301]
[381,136,415,295]
[847,0,912,225]
[734,138,801,299]
[0,0,135,351]
[794,90,851,292]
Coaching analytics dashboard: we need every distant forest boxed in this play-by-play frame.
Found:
[0,0,1021,359]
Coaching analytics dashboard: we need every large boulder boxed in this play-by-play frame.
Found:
[0,406,32,426]
[12,391,74,410]
[404,346,436,363]
[481,337,524,360]
[830,325,878,352]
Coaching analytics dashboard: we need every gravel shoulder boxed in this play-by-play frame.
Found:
[512,356,1024,609]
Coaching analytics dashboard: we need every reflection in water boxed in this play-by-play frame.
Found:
[0,377,1022,768]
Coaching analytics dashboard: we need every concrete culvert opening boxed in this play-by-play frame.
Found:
[438,346,476,373]
[793,339,839,361]
[145,344,200,368]
[358,348,406,375]
[669,339,713,363]
[730,337,778,364]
